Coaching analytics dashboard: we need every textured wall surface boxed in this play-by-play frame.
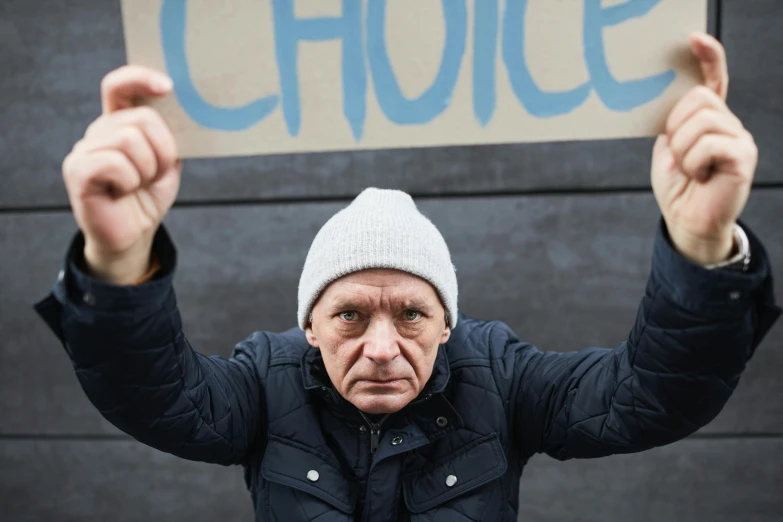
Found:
[1,1,781,521]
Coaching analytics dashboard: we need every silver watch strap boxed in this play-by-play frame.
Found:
[705,224,751,271]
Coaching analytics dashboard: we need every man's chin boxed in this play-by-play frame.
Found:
[350,392,412,415]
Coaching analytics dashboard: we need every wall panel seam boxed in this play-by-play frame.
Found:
[2,183,783,215]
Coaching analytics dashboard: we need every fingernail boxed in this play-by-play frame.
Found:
[156,77,173,92]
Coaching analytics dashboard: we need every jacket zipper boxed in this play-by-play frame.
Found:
[358,392,432,454]
[359,411,390,455]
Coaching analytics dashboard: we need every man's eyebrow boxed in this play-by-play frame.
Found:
[327,298,371,312]
[397,298,435,313]
[326,297,436,313]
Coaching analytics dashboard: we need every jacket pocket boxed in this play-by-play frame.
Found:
[261,436,357,515]
[403,433,508,515]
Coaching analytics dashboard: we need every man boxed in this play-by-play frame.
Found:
[36,32,779,521]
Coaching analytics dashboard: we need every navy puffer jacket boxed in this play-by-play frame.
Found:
[36,221,780,521]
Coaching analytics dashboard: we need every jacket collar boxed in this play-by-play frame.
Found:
[300,343,451,398]
[300,343,463,448]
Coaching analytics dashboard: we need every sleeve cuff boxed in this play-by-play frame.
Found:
[46,225,178,317]
[652,218,777,315]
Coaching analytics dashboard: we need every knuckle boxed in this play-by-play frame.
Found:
[85,118,102,137]
[693,85,715,102]
[128,106,155,128]
[71,138,86,153]
[698,86,724,108]
[101,150,130,174]
[746,133,759,157]
[136,105,160,123]
[700,109,721,127]
[100,71,117,98]
[99,73,111,92]
[137,107,168,140]
[141,110,177,160]
[669,135,685,156]
[61,151,77,179]
[117,125,144,150]
[100,65,136,104]
[62,146,92,179]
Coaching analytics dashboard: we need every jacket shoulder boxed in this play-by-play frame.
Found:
[230,327,309,376]
[445,315,522,363]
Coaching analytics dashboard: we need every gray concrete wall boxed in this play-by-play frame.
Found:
[1,1,781,520]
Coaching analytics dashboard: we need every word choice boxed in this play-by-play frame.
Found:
[161,0,675,139]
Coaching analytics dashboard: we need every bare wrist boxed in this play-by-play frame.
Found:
[83,239,154,286]
[668,225,736,267]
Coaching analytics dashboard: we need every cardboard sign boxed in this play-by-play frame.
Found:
[121,0,708,158]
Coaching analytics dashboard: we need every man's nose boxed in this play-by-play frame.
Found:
[362,318,401,364]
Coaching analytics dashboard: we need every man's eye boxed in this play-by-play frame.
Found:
[404,310,421,321]
[340,311,358,321]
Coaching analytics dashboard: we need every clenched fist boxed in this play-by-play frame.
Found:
[62,66,181,285]
[652,33,758,266]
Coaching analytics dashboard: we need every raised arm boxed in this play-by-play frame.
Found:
[34,66,265,465]
[507,219,779,460]
[35,227,266,465]
[509,33,781,460]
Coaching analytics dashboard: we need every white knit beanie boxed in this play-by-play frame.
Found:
[297,188,458,330]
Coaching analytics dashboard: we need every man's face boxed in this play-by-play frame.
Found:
[305,268,451,415]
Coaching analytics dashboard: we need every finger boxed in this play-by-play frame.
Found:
[101,65,173,115]
[666,86,726,136]
[681,134,741,182]
[64,149,142,198]
[653,134,669,156]
[651,134,676,181]
[85,107,178,175]
[653,133,676,161]
[77,124,158,184]
[669,109,743,165]
[690,32,729,101]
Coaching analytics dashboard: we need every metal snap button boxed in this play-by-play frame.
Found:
[359,425,367,433]
[82,292,96,306]
[57,270,65,282]
[445,475,458,487]
[391,436,404,446]
[729,291,741,300]
[436,416,448,427]
[307,470,319,482]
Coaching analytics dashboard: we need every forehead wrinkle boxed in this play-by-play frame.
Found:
[378,286,438,313]
[326,290,375,312]
[320,270,443,314]
[325,282,437,314]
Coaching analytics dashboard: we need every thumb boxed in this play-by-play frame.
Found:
[101,65,173,115]
[690,32,729,101]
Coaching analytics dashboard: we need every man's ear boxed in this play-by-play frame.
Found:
[305,318,321,349]
[440,326,451,345]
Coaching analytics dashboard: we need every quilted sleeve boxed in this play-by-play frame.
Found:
[507,219,780,460]
[34,226,267,466]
